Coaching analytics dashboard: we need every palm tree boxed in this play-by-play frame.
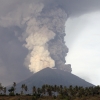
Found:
[56,86,60,94]
[42,85,46,95]
[0,83,2,87]
[47,85,52,96]
[37,88,41,94]
[25,85,28,95]
[33,86,37,95]
[21,84,25,95]
[54,85,57,92]
[60,85,63,92]
[3,87,6,95]
[69,85,73,90]
[53,85,58,96]
[8,86,15,95]
[13,82,16,94]
[0,83,3,94]
[63,86,68,96]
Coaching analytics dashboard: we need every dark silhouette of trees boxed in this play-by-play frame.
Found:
[21,84,28,95]
[3,87,6,95]
[0,83,3,95]
[13,82,16,94]
[33,86,37,95]
[0,82,100,100]
[8,87,15,95]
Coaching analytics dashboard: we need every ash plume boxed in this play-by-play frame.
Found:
[22,3,70,73]
[17,0,71,73]
[0,0,71,74]
[0,0,100,75]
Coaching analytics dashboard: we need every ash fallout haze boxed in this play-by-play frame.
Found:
[0,0,100,86]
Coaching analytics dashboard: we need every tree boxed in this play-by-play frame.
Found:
[3,87,6,95]
[42,85,46,95]
[21,84,27,95]
[47,85,53,96]
[8,86,15,95]
[37,88,41,94]
[25,85,28,94]
[0,83,3,95]
[33,86,37,95]
[13,82,16,94]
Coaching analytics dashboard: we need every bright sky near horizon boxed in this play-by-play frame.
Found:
[65,11,100,85]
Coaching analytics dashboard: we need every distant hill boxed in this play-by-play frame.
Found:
[13,67,94,93]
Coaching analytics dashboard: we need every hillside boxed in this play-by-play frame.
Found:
[13,68,94,93]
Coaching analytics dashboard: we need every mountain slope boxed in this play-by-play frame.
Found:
[15,68,94,92]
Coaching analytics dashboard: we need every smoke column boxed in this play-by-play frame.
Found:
[22,2,71,73]
[0,0,74,73]
[1,0,100,73]
[22,0,100,73]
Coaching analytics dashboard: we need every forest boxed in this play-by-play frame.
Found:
[0,82,100,100]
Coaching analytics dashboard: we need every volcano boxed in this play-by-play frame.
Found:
[14,68,94,93]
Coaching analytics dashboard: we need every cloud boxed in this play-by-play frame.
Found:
[65,12,100,85]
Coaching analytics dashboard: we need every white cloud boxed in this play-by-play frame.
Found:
[65,11,100,85]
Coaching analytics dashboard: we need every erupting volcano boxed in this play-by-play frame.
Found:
[1,0,100,86]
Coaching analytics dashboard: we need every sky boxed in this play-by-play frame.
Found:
[0,0,100,86]
[65,11,100,85]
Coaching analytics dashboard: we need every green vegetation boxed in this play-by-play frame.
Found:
[0,82,100,100]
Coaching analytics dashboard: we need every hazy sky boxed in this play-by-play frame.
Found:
[65,11,100,85]
[0,0,100,86]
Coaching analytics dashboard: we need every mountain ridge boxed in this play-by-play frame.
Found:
[13,67,94,93]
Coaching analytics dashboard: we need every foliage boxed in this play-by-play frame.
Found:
[0,82,100,100]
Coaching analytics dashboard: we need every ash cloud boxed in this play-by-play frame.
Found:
[0,0,100,85]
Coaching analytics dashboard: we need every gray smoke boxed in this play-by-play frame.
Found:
[21,2,70,72]
[0,0,71,73]
[0,0,100,85]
